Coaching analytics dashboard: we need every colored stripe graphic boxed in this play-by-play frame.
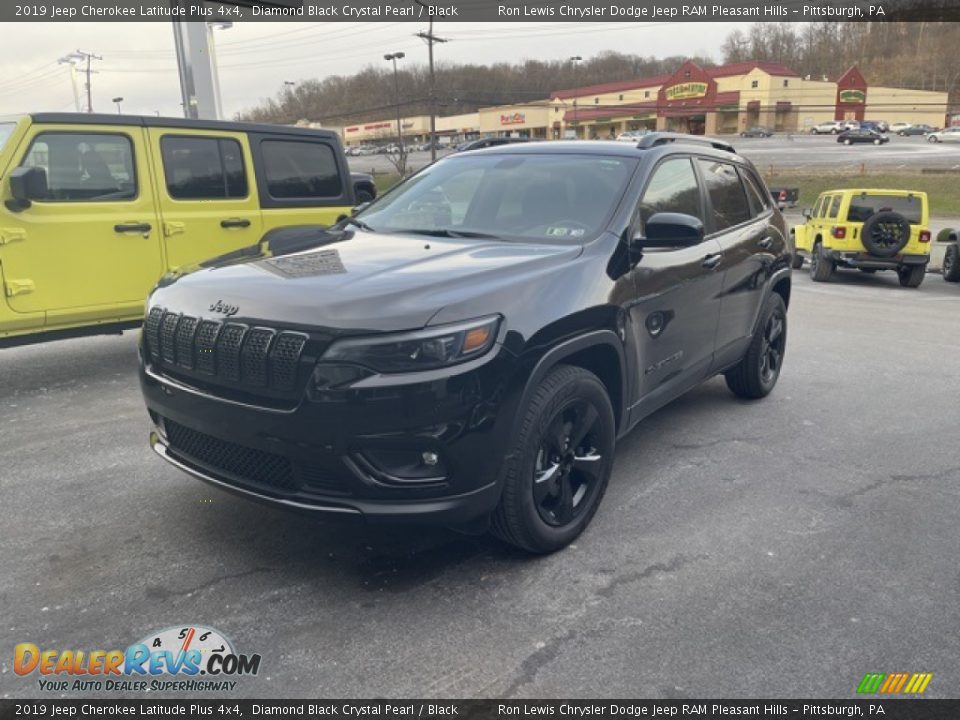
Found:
[857,672,932,694]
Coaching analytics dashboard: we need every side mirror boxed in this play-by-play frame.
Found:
[802,208,812,219]
[633,212,704,249]
[7,166,48,211]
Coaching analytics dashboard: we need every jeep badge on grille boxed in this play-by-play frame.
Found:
[209,300,239,317]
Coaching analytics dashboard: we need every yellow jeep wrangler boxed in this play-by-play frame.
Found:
[791,189,931,287]
[0,113,359,346]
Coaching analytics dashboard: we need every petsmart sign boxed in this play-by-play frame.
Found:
[664,82,708,100]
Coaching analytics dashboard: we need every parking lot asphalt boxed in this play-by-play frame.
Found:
[2,268,960,699]
[349,135,960,176]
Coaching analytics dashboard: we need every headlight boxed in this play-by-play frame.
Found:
[319,316,501,374]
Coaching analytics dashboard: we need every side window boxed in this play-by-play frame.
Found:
[739,167,770,217]
[160,136,247,200]
[261,140,341,199]
[826,195,841,219]
[813,196,827,218]
[21,132,136,201]
[697,159,752,232]
[636,158,703,231]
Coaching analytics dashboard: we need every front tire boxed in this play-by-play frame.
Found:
[943,243,960,282]
[898,265,925,288]
[725,293,787,400]
[791,253,804,269]
[491,365,615,554]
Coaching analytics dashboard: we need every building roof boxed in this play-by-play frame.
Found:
[551,74,672,100]
[706,61,799,79]
[551,60,800,100]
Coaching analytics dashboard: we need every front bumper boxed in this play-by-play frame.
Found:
[140,346,520,525]
[824,250,930,270]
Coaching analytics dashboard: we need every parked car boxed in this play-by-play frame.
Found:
[889,122,913,134]
[453,136,532,152]
[740,127,773,138]
[941,229,960,283]
[841,120,861,131]
[139,133,792,553]
[867,120,890,133]
[0,113,356,346]
[769,186,799,209]
[791,189,931,287]
[615,130,651,142]
[837,128,889,145]
[812,121,845,134]
[900,124,936,136]
[926,127,960,143]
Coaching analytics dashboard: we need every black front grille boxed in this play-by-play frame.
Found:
[163,419,352,497]
[145,305,308,394]
[165,419,299,491]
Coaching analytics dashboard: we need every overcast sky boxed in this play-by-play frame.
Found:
[0,21,750,120]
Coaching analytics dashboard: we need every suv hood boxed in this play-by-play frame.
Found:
[150,230,583,332]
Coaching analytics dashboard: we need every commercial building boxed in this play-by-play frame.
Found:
[338,59,949,145]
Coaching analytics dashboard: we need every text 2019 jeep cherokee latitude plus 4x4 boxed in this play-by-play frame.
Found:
[140,133,792,553]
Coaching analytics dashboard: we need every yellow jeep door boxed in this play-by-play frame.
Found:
[248,131,353,232]
[148,129,262,269]
[0,124,163,325]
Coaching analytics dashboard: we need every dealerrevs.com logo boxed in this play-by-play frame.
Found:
[14,625,261,693]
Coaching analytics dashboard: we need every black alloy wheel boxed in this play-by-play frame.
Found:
[533,399,604,528]
[943,244,960,282]
[491,365,615,553]
[725,293,788,399]
[861,212,910,258]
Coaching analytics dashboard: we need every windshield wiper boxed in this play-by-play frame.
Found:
[393,228,500,239]
[340,216,375,232]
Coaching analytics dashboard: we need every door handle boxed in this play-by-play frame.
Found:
[702,252,723,269]
[114,223,151,234]
[220,218,251,229]
[758,236,773,249]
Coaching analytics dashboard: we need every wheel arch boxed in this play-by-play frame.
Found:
[515,330,628,436]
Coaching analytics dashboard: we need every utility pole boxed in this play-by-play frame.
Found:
[74,50,102,113]
[570,56,582,139]
[384,52,406,162]
[413,2,448,163]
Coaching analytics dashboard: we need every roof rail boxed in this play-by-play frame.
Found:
[636,132,737,154]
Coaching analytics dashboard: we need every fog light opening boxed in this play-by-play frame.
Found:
[350,447,449,487]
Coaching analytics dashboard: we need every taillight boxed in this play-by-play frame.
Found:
[919,230,931,243]
[831,226,846,239]
[778,190,787,201]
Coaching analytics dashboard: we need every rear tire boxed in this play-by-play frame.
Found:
[725,293,787,400]
[943,243,960,282]
[791,253,804,270]
[810,243,834,282]
[898,265,925,288]
[491,365,615,554]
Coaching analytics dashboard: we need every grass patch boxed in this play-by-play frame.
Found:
[761,171,960,217]
[373,173,401,193]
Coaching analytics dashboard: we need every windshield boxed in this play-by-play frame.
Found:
[357,153,637,243]
[0,122,16,153]
[846,194,923,224]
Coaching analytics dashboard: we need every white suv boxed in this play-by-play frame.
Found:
[889,122,913,134]
[812,121,845,134]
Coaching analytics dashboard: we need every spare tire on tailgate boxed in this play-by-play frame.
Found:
[861,212,911,258]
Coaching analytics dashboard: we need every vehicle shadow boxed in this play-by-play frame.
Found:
[795,265,906,288]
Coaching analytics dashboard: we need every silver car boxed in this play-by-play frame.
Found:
[927,127,960,143]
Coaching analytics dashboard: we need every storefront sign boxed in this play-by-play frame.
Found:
[500,112,526,126]
[664,82,708,100]
[839,89,866,103]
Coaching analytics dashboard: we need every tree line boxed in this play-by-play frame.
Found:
[238,22,958,127]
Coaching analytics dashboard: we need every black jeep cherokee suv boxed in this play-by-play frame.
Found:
[140,133,792,553]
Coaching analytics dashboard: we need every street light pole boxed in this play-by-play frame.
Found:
[570,56,582,139]
[112,97,123,114]
[384,52,406,162]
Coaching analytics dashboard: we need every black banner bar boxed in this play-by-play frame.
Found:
[3,700,960,720]
[1,0,959,22]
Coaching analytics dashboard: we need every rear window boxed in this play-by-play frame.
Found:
[261,140,341,199]
[697,159,752,231]
[845,194,923,224]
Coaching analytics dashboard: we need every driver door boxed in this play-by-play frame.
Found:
[0,124,163,327]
